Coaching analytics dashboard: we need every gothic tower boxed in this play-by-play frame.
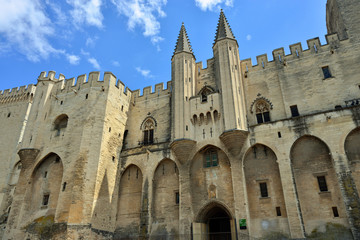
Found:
[171,23,196,140]
[213,10,247,131]
[326,0,360,41]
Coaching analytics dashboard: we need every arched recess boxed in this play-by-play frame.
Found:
[9,161,22,186]
[151,159,179,237]
[27,153,63,219]
[243,144,289,238]
[190,145,235,223]
[193,200,235,239]
[290,136,348,234]
[53,114,68,136]
[344,127,360,193]
[116,164,143,235]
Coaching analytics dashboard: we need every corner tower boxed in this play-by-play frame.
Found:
[171,23,196,140]
[213,10,247,131]
[326,0,360,41]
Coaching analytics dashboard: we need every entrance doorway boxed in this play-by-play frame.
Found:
[206,206,232,240]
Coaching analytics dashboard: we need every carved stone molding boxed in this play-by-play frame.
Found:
[219,129,248,157]
[170,139,196,164]
[17,148,40,169]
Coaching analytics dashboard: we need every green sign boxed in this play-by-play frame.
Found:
[239,219,247,229]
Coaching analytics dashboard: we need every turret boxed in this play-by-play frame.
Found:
[171,23,196,140]
[326,0,360,41]
[213,10,247,131]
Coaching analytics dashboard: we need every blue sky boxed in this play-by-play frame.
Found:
[0,0,327,92]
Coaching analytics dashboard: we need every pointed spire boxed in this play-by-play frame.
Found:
[214,9,236,44]
[173,23,194,57]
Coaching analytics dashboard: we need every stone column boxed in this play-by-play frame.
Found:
[333,153,360,240]
[178,165,192,240]
[4,148,39,239]
[277,157,305,239]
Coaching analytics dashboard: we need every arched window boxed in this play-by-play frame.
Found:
[204,148,218,168]
[199,86,214,103]
[255,100,270,124]
[53,114,68,136]
[142,118,155,145]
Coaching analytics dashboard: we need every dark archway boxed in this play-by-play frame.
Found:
[194,201,234,240]
[206,206,232,240]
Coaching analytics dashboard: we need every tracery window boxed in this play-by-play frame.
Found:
[199,86,214,103]
[255,100,270,124]
[142,118,155,145]
[204,148,218,168]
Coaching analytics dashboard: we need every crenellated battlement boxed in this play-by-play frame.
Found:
[38,71,132,96]
[131,81,171,102]
[240,32,345,74]
[0,84,36,105]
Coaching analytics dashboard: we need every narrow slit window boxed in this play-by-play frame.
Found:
[290,105,299,117]
[322,66,332,79]
[278,132,282,138]
[175,192,180,204]
[276,207,281,216]
[332,207,339,217]
[259,182,268,198]
[317,176,328,192]
[43,194,50,206]
[62,182,67,191]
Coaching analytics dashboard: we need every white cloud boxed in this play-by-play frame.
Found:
[195,0,233,11]
[136,67,152,78]
[67,54,80,65]
[111,0,167,46]
[85,36,98,47]
[67,0,104,28]
[112,61,120,67]
[45,0,67,25]
[246,34,252,41]
[88,57,101,69]
[80,49,90,56]
[0,0,62,61]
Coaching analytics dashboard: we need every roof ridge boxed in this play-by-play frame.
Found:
[214,10,236,45]
[173,23,194,57]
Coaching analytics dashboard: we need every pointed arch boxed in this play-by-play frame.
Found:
[290,135,348,234]
[195,200,234,222]
[116,164,143,233]
[344,127,360,193]
[198,86,215,103]
[140,117,157,145]
[243,144,289,237]
[25,152,63,221]
[151,159,179,236]
[190,145,234,223]
[53,114,68,136]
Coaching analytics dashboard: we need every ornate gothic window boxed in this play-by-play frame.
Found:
[142,118,155,145]
[198,86,214,103]
[203,148,218,168]
[255,100,271,124]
